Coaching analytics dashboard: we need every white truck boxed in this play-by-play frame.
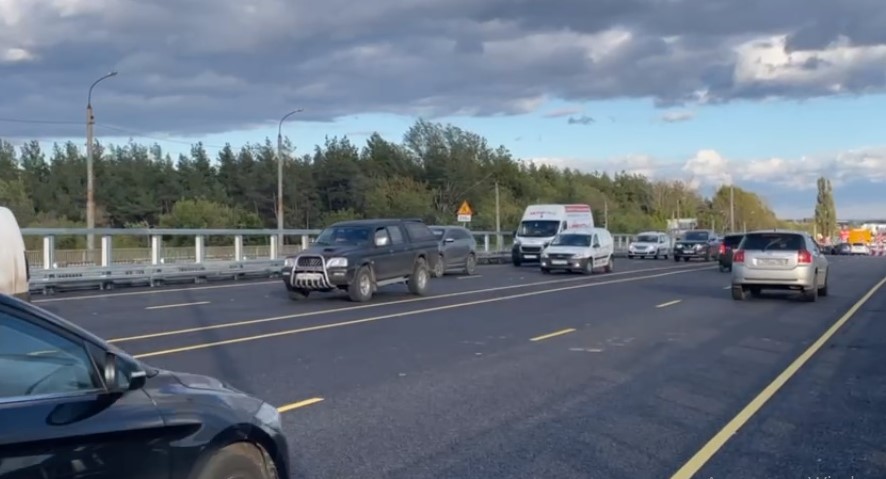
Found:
[511,204,594,266]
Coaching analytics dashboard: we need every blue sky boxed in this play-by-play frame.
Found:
[3,0,886,220]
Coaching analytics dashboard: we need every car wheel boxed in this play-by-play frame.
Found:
[512,256,522,267]
[433,254,445,278]
[683,257,690,262]
[348,266,374,302]
[407,257,430,296]
[731,285,748,301]
[463,253,477,275]
[818,272,829,297]
[604,256,614,273]
[194,442,276,479]
[628,254,634,259]
[582,259,594,275]
[673,255,680,262]
[541,267,551,274]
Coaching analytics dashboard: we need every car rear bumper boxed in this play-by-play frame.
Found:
[732,264,817,288]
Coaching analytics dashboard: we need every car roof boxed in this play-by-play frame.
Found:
[429,225,468,231]
[744,229,807,235]
[331,218,424,227]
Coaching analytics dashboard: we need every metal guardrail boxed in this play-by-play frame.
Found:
[22,228,635,293]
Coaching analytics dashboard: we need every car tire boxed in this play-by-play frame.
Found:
[683,257,690,262]
[541,267,551,274]
[193,442,276,479]
[604,256,613,273]
[463,253,477,275]
[287,288,309,301]
[731,285,748,301]
[407,257,430,296]
[348,266,374,302]
[512,256,522,267]
[433,254,445,278]
[582,259,593,275]
[673,255,680,262]
[628,254,634,259]
[818,272,829,297]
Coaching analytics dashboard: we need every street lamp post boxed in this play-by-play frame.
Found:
[277,108,303,249]
[86,71,118,252]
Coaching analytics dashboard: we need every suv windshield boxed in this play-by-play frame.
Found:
[635,234,659,243]
[741,233,805,251]
[518,220,560,238]
[314,226,372,246]
[551,234,591,247]
[683,231,710,241]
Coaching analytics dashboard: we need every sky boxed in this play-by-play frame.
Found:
[2,0,886,220]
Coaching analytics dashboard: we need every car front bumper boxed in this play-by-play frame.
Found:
[540,256,590,270]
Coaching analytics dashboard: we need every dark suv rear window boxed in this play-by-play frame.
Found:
[740,233,805,251]
[723,235,744,247]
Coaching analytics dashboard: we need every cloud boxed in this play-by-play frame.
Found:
[660,110,694,123]
[543,107,583,118]
[567,115,595,125]
[3,0,886,138]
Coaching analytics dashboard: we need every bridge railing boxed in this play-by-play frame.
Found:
[21,228,636,293]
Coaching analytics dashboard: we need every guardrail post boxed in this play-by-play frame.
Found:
[195,235,205,263]
[100,236,113,267]
[269,235,278,259]
[151,235,162,265]
[483,234,490,252]
[42,236,55,269]
[234,235,244,261]
[301,234,309,250]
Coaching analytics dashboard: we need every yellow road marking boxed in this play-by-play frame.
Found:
[145,301,210,310]
[530,328,576,342]
[670,274,886,479]
[656,299,682,308]
[110,263,711,343]
[132,267,712,359]
[277,397,324,413]
[33,281,277,303]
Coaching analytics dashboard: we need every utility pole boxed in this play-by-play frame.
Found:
[729,185,735,232]
[277,108,303,249]
[604,200,609,229]
[86,71,118,253]
[494,181,501,251]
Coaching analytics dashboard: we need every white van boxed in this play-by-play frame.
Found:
[512,204,594,266]
[0,207,29,300]
[627,231,672,259]
[539,227,614,274]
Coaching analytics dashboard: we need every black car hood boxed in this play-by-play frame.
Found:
[297,244,365,256]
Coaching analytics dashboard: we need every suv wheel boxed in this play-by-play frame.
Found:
[408,258,430,296]
[194,443,276,479]
[348,266,374,302]
[463,253,477,275]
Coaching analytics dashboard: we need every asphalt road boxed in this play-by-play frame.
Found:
[42,255,886,479]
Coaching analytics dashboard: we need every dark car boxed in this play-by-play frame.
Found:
[836,242,852,255]
[0,294,289,479]
[282,218,440,302]
[673,229,720,262]
[718,233,745,272]
[429,226,478,277]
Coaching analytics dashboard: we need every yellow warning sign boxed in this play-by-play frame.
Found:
[457,200,473,216]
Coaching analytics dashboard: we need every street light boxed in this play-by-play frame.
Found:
[277,108,303,248]
[86,71,118,252]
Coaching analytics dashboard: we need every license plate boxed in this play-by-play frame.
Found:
[551,260,567,265]
[759,258,786,265]
[297,272,323,280]
[524,254,537,259]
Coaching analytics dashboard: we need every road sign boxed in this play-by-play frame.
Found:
[457,200,473,223]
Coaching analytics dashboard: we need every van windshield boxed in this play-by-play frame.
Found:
[551,234,591,247]
[635,234,659,243]
[518,220,560,238]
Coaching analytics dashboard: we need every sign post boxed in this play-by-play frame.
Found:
[457,200,473,225]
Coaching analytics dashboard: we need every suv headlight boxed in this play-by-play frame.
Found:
[326,257,348,268]
[283,257,295,267]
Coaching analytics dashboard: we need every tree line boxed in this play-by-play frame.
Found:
[1,119,800,248]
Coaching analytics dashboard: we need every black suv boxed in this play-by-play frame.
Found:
[718,233,745,272]
[673,229,720,262]
[282,219,441,302]
[0,294,290,479]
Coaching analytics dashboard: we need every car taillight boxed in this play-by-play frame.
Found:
[718,244,726,255]
[798,249,812,264]
[733,250,745,263]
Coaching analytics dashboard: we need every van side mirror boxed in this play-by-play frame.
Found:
[104,352,147,394]
[374,231,389,247]
[444,237,455,244]
[593,242,601,248]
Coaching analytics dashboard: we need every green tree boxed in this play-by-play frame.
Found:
[814,176,837,240]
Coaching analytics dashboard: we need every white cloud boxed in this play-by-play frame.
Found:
[660,110,694,123]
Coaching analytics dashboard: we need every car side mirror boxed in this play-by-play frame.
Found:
[104,351,146,394]
[374,232,389,247]
[593,242,601,248]
[444,238,455,244]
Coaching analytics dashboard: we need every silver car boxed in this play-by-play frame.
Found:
[731,230,829,302]
[429,226,478,277]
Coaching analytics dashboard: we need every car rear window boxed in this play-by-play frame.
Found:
[740,233,805,251]
[404,222,436,241]
[723,235,743,247]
